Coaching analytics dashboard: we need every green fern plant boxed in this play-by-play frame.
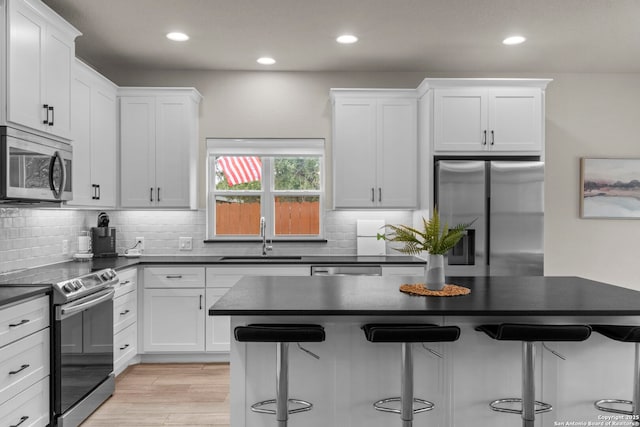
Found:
[376,208,474,256]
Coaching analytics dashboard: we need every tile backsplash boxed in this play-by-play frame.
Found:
[0,208,413,274]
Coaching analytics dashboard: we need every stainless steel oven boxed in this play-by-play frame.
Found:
[1,126,72,202]
[52,269,118,427]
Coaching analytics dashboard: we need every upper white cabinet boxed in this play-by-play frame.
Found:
[119,88,202,209]
[68,59,117,207]
[429,79,551,154]
[331,90,417,209]
[3,0,81,140]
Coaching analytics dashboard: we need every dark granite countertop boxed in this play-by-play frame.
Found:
[0,255,424,285]
[209,275,640,316]
[0,286,50,308]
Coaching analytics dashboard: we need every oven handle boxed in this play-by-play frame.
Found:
[58,288,115,320]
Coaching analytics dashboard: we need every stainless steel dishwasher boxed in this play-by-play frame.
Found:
[311,265,382,276]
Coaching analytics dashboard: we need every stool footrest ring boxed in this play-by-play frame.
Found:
[490,398,552,415]
[373,397,435,414]
[250,398,313,415]
[594,399,634,415]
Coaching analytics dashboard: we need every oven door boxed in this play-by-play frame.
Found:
[53,288,114,419]
[2,133,73,201]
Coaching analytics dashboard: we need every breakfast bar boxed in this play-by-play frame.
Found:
[210,275,640,427]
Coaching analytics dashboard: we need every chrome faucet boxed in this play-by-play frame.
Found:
[260,217,273,256]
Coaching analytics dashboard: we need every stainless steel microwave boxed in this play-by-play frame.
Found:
[1,127,72,203]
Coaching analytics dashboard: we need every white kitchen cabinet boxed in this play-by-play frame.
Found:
[331,90,417,209]
[0,295,50,426]
[205,266,310,353]
[142,267,206,352]
[68,59,117,207]
[119,88,202,209]
[113,268,138,374]
[4,0,81,140]
[430,80,551,154]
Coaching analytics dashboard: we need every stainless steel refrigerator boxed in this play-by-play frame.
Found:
[435,160,544,276]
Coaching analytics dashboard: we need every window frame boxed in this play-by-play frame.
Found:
[206,138,325,241]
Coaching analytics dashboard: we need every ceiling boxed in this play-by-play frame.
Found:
[43,0,640,74]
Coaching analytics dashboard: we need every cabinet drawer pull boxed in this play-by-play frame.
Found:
[120,280,131,285]
[10,416,29,427]
[120,344,130,350]
[378,187,382,202]
[120,309,131,316]
[150,187,154,202]
[199,294,203,310]
[9,319,30,328]
[157,187,161,202]
[97,184,100,199]
[165,275,183,279]
[490,130,495,145]
[482,129,487,145]
[42,104,49,124]
[9,364,30,375]
[49,106,55,126]
[371,188,375,202]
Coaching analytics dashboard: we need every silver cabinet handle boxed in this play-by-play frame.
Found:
[9,364,30,375]
[120,344,130,350]
[199,295,203,310]
[9,319,30,328]
[378,187,382,202]
[371,188,375,202]
[42,104,49,124]
[49,105,54,126]
[491,130,495,145]
[482,130,487,145]
[150,187,154,202]
[120,280,131,285]
[166,275,182,279]
[120,309,130,316]
[157,187,160,202]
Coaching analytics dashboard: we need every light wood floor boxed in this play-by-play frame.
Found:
[81,363,230,427]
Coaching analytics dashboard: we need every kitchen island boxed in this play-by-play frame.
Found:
[210,275,640,427]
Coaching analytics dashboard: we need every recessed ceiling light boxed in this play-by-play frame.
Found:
[166,32,189,42]
[257,57,276,65]
[336,34,358,44]
[503,36,526,45]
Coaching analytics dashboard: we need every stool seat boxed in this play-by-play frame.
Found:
[234,324,325,343]
[475,323,592,342]
[592,325,640,342]
[362,324,461,343]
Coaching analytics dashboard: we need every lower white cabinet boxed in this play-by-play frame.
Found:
[205,289,230,352]
[0,296,50,426]
[142,267,206,352]
[113,268,138,374]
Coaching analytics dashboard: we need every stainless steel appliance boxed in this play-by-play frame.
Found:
[0,126,72,203]
[52,268,117,427]
[311,265,382,276]
[435,159,544,276]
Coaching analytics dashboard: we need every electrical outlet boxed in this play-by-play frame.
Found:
[179,237,193,251]
[62,239,69,255]
[135,237,145,252]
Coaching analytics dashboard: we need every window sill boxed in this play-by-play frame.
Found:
[204,239,328,244]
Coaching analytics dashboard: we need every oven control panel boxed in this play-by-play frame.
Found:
[54,268,118,302]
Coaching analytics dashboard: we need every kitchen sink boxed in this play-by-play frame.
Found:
[219,256,303,262]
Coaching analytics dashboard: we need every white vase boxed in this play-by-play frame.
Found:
[425,254,445,291]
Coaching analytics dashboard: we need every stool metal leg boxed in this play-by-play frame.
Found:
[522,341,535,424]
[401,342,414,425]
[276,342,289,424]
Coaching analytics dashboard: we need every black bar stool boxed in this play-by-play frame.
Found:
[234,324,325,427]
[362,324,461,427]
[475,323,592,427]
[591,325,640,416]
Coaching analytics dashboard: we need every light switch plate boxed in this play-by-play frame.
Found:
[179,236,193,251]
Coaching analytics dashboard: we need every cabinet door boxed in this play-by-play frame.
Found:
[205,289,230,352]
[154,97,192,207]
[90,85,117,206]
[143,288,205,352]
[120,97,156,207]
[43,25,74,139]
[377,98,417,208]
[488,89,542,152]
[7,0,46,132]
[333,98,378,208]
[69,74,93,205]
[433,89,488,152]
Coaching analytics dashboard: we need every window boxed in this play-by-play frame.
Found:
[206,139,324,240]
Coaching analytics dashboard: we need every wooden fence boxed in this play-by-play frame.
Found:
[216,201,319,235]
